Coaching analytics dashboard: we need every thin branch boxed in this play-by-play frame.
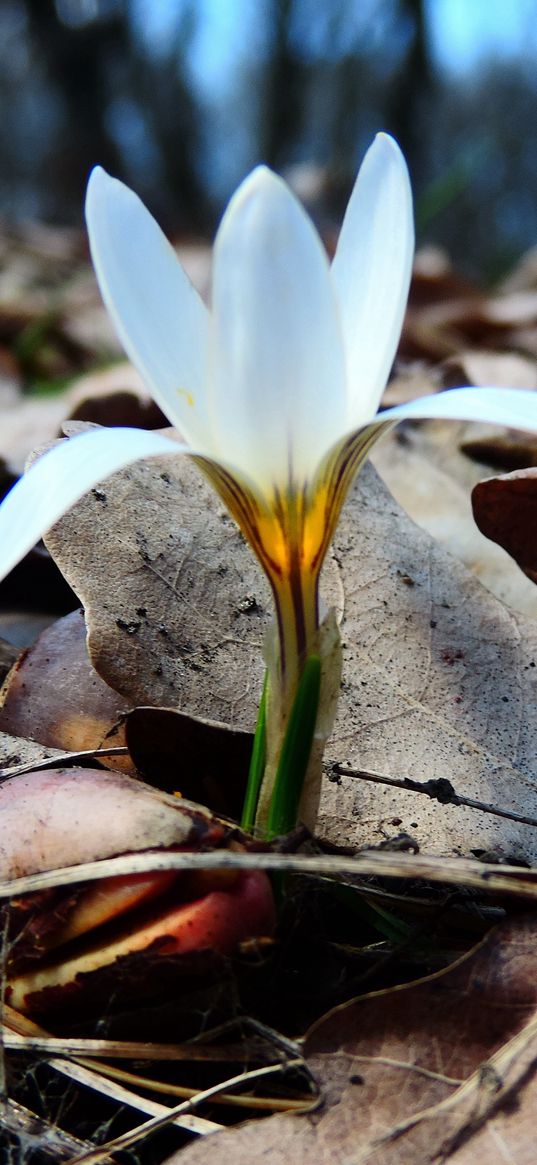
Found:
[0,1096,115,1162]
[1,1030,277,1063]
[0,746,129,783]
[46,1056,223,1136]
[1,849,537,900]
[333,762,537,830]
[64,1059,306,1165]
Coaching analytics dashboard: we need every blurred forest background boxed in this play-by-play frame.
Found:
[1,0,537,279]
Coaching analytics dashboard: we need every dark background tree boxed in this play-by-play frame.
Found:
[1,0,537,278]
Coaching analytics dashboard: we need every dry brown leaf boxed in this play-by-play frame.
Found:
[442,349,537,391]
[0,362,164,475]
[399,251,537,362]
[321,462,537,858]
[472,468,537,584]
[370,423,537,616]
[381,361,442,408]
[0,728,66,771]
[0,393,76,475]
[0,767,219,879]
[162,915,537,1165]
[499,244,537,293]
[126,706,252,819]
[482,290,537,328]
[44,442,537,860]
[0,608,131,767]
[45,439,273,721]
[461,428,537,470]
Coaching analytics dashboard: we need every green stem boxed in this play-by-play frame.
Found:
[241,671,268,832]
[266,654,321,839]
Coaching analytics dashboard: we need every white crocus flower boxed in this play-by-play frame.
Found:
[2,132,537,830]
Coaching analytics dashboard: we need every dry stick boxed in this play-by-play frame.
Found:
[2,849,537,900]
[0,1097,115,1162]
[46,1057,223,1136]
[333,762,537,830]
[64,1059,306,1165]
[73,1057,315,1114]
[2,1029,312,1114]
[0,746,129,782]
[1,1031,277,1063]
[2,1007,219,1138]
[3,1007,312,1115]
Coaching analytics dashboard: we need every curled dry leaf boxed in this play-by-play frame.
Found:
[2,767,275,1017]
[0,361,164,476]
[162,915,537,1165]
[461,428,537,471]
[126,706,252,820]
[472,467,537,583]
[0,608,132,769]
[0,767,219,877]
[44,441,537,861]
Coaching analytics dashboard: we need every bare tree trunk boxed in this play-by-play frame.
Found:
[261,0,304,168]
[386,0,433,184]
[23,0,125,218]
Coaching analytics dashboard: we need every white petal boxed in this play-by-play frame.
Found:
[383,386,537,431]
[210,165,347,492]
[85,168,211,450]
[0,427,182,584]
[331,134,414,425]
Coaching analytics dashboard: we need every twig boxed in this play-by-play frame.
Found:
[46,1056,223,1136]
[64,1059,306,1165]
[2,1005,219,1137]
[0,1096,116,1162]
[1,1030,277,1063]
[333,762,537,830]
[0,746,129,782]
[1,849,537,900]
[76,1057,316,1113]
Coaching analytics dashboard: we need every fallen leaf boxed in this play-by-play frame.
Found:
[44,439,274,721]
[381,361,442,408]
[499,243,537,293]
[461,428,537,470]
[370,423,537,616]
[0,608,132,767]
[44,442,537,860]
[0,767,221,879]
[162,915,537,1165]
[321,462,537,859]
[126,706,252,819]
[0,728,66,771]
[442,349,537,391]
[472,468,537,583]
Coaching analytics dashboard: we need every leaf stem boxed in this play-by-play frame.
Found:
[241,671,268,831]
[266,655,321,839]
